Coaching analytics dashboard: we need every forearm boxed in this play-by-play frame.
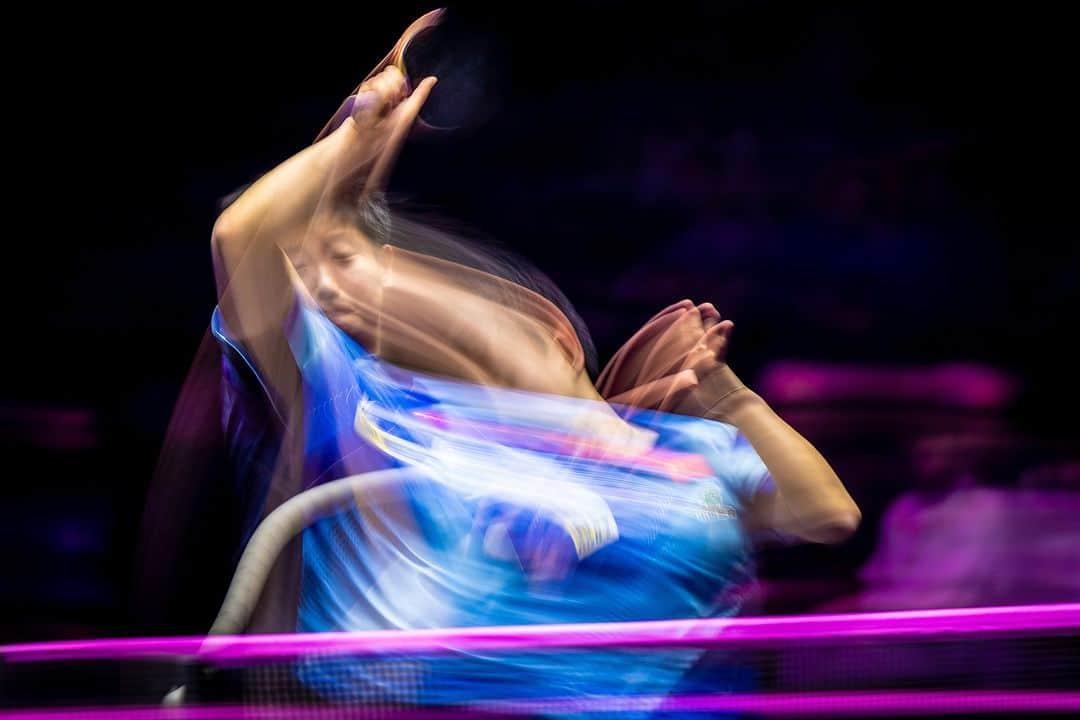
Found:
[212,131,359,287]
[723,388,860,542]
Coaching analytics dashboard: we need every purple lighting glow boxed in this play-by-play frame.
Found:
[758,362,1019,409]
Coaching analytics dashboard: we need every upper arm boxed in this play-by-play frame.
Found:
[745,484,861,545]
[211,214,302,416]
[716,429,859,545]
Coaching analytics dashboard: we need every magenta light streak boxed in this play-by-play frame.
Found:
[6,692,1080,718]
[0,707,477,719]
[4,604,1078,665]
[484,690,1080,717]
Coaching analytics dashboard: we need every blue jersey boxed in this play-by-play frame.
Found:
[213,298,770,709]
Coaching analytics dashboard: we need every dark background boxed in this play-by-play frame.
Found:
[3,2,1076,642]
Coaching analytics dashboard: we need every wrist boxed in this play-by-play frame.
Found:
[705,386,764,425]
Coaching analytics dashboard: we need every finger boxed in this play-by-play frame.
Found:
[672,303,706,337]
[329,67,407,142]
[686,321,730,365]
[364,76,439,195]
[377,65,409,101]
[713,320,735,360]
[646,299,695,324]
[682,321,733,376]
[702,321,727,352]
[354,66,408,123]
[697,302,721,327]
[710,319,734,342]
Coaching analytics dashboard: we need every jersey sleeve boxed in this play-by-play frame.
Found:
[725,430,774,504]
[674,418,772,506]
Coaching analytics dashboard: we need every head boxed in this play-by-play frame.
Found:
[221,186,598,377]
[281,202,392,349]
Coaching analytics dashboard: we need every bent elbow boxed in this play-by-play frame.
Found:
[211,212,237,254]
[210,212,247,290]
[807,504,862,544]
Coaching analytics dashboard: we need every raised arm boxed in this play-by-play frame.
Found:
[209,9,656,458]
[210,48,439,411]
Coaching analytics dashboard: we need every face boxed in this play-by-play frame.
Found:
[285,220,384,345]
